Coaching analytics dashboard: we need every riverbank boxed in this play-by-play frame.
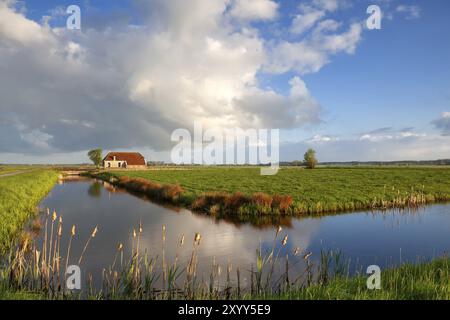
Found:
[2,249,449,300]
[261,257,450,300]
[91,167,450,217]
[0,170,59,254]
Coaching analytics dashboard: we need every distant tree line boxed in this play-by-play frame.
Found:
[281,158,450,167]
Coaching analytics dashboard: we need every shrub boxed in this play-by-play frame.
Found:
[251,192,273,207]
[192,196,207,211]
[116,177,183,203]
[161,183,184,201]
[272,194,293,213]
[209,204,220,215]
[224,192,251,212]
[192,192,229,212]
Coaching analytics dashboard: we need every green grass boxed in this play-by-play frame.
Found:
[0,165,32,176]
[103,166,450,214]
[263,258,450,300]
[0,170,59,254]
[0,288,44,300]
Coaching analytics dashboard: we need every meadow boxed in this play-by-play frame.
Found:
[0,170,59,254]
[98,166,450,215]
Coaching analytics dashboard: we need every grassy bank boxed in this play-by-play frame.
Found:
[266,257,450,300]
[94,167,450,216]
[0,170,59,254]
[0,288,43,300]
[3,258,449,300]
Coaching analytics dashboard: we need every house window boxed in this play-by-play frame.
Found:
[108,162,111,168]
[118,162,121,168]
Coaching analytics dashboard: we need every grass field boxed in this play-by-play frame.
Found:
[100,166,450,215]
[0,170,59,254]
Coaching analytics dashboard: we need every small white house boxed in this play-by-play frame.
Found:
[103,152,146,169]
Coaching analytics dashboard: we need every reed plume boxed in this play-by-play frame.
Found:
[78,226,98,265]
[47,210,57,266]
[65,225,76,283]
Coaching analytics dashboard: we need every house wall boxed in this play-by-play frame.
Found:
[104,160,127,168]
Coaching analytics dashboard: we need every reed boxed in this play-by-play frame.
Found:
[1,222,449,300]
[78,226,98,265]
[48,211,56,267]
[162,224,166,288]
[64,225,76,287]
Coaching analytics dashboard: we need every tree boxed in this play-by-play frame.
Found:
[303,148,318,169]
[88,148,103,167]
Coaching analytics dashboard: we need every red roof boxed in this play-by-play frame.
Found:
[103,152,146,166]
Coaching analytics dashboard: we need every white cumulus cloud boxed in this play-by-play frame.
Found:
[229,0,279,21]
[0,0,364,159]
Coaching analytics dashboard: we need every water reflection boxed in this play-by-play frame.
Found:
[87,182,102,198]
[37,179,450,290]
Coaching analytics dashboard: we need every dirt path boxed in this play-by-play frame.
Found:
[0,171,27,178]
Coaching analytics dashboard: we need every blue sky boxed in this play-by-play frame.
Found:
[309,0,450,136]
[1,0,450,163]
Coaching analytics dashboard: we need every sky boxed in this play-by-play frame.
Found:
[0,0,449,164]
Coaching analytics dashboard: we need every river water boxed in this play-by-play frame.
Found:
[37,178,450,290]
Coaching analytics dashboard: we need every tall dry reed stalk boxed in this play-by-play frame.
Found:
[47,210,57,267]
[78,226,98,265]
[162,224,166,289]
[64,225,76,287]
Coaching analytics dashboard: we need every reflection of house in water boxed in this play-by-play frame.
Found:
[103,152,146,169]
[101,181,127,195]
